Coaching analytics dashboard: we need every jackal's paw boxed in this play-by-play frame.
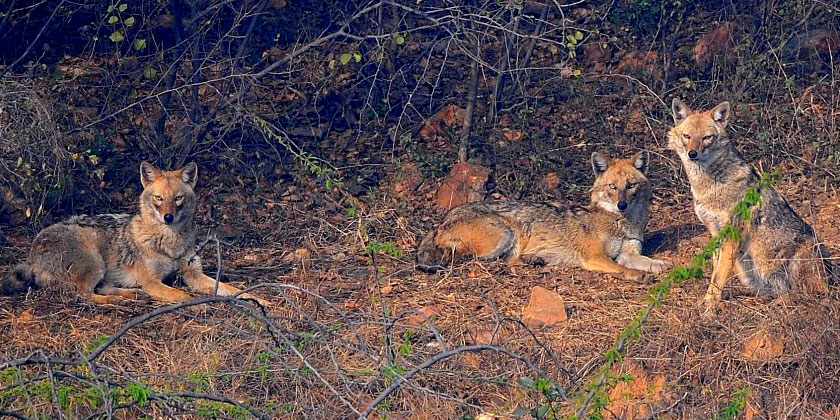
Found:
[622,269,645,282]
[646,258,673,274]
[698,294,719,319]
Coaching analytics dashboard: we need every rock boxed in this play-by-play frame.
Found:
[467,328,495,345]
[583,43,611,66]
[543,172,560,190]
[406,305,442,326]
[605,362,670,420]
[614,51,660,79]
[522,286,568,327]
[693,22,738,67]
[742,331,784,360]
[16,310,34,323]
[419,104,466,139]
[282,247,311,262]
[501,129,524,142]
[344,299,363,310]
[392,161,423,198]
[434,162,490,211]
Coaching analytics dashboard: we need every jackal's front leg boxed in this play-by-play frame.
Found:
[615,241,672,273]
[701,238,737,317]
[580,254,644,281]
[131,265,193,303]
[180,257,268,306]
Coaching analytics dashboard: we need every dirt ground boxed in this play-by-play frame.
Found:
[2,135,839,419]
[1,1,839,418]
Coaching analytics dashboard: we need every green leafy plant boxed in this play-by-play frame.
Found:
[398,331,414,356]
[188,371,213,391]
[565,30,584,59]
[365,240,404,259]
[339,52,362,65]
[124,382,151,407]
[515,171,779,419]
[104,2,146,50]
[715,388,750,420]
[85,335,110,354]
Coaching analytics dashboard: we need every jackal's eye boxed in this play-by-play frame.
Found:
[703,135,713,141]
[174,195,184,204]
[608,183,616,189]
[153,195,163,201]
[627,182,636,189]
[683,133,690,140]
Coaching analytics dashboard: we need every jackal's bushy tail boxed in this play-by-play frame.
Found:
[415,224,516,272]
[1,264,36,295]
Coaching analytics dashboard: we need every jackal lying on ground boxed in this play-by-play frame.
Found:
[1,162,267,305]
[668,98,832,315]
[416,152,671,280]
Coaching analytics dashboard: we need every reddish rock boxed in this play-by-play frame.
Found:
[522,286,567,327]
[419,104,466,139]
[392,161,423,198]
[344,299,363,310]
[467,328,495,345]
[583,43,611,65]
[605,362,670,420]
[434,162,490,211]
[614,51,660,79]
[742,331,784,360]
[693,22,738,67]
[543,172,561,190]
[406,305,442,326]
[501,129,524,142]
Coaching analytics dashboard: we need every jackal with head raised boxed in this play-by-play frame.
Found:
[668,98,831,315]
[1,162,267,306]
[416,152,670,280]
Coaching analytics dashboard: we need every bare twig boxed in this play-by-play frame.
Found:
[0,0,66,78]
[359,344,567,418]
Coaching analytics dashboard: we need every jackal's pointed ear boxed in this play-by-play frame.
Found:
[633,151,649,174]
[591,152,610,175]
[711,101,731,127]
[139,161,159,188]
[671,98,690,124]
[180,162,198,188]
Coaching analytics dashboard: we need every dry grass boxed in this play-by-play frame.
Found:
[2,173,839,419]
[1,1,839,418]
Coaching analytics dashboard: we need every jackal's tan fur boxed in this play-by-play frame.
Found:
[1,162,266,305]
[668,98,832,315]
[416,152,670,280]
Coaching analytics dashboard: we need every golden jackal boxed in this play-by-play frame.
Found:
[668,98,832,315]
[416,152,671,280]
[1,162,266,305]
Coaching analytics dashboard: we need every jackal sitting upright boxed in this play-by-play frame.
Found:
[1,162,267,305]
[416,152,671,279]
[668,98,831,315]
